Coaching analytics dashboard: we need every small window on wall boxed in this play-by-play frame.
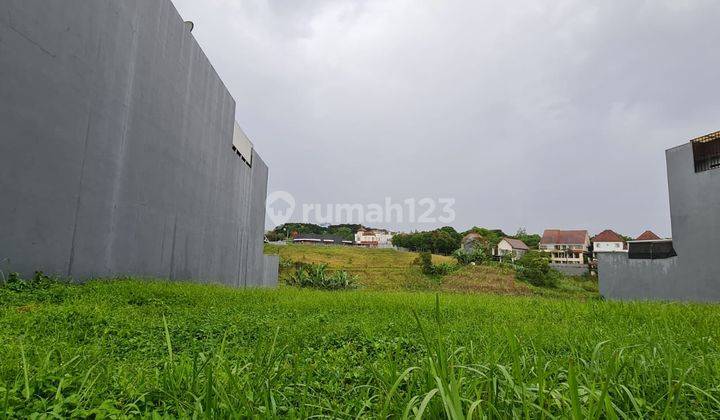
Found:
[232,122,253,167]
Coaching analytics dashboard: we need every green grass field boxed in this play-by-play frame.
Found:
[265,244,599,299]
[2,278,720,418]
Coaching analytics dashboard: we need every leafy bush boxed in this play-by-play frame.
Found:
[515,252,558,287]
[432,262,456,276]
[418,252,457,276]
[286,263,357,290]
[452,247,487,265]
[418,252,434,275]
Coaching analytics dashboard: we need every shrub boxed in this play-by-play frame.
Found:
[452,247,487,265]
[515,252,558,287]
[419,252,434,275]
[418,252,457,276]
[286,263,357,290]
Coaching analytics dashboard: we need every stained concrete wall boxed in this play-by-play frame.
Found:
[598,143,720,301]
[0,0,276,287]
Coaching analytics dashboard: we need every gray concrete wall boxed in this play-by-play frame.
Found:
[598,143,720,301]
[261,255,280,288]
[0,0,276,287]
[598,253,686,300]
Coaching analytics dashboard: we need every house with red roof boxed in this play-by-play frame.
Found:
[592,229,627,258]
[539,229,590,266]
[635,230,662,241]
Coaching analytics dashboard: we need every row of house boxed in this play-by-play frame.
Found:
[462,228,664,275]
[536,228,664,275]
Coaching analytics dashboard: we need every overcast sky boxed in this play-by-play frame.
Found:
[174,0,720,237]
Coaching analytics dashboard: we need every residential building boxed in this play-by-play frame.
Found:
[539,230,590,275]
[539,230,590,264]
[591,230,627,258]
[461,233,486,252]
[493,238,529,261]
[599,130,720,301]
[355,228,394,248]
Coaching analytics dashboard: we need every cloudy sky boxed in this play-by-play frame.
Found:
[174,0,719,237]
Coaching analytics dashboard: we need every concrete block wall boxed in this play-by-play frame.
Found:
[0,0,276,287]
[598,142,720,301]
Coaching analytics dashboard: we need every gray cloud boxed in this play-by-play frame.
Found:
[174,0,720,237]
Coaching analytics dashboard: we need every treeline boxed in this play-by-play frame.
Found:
[266,223,363,242]
[392,226,541,256]
[391,227,462,255]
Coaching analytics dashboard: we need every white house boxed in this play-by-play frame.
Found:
[494,238,529,261]
[539,229,590,265]
[355,228,394,248]
[591,230,627,258]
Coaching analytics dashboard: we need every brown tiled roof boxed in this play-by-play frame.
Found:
[503,238,529,250]
[540,229,588,245]
[636,230,661,241]
[592,229,624,243]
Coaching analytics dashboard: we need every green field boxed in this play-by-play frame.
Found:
[265,244,599,299]
[2,277,720,418]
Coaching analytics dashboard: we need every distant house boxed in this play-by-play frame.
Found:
[293,233,353,246]
[635,230,662,241]
[355,228,393,248]
[539,229,590,266]
[461,233,486,252]
[592,230,627,258]
[493,238,529,261]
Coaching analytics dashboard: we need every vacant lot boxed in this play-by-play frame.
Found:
[2,279,719,417]
[265,244,598,298]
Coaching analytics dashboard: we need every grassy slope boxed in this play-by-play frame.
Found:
[265,244,598,298]
[265,244,454,290]
[2,280,719,417]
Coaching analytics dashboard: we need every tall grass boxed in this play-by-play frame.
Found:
[1,279,719,417]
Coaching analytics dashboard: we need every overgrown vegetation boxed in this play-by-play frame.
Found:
[266,223,364,242]
[391,227,462,255]
[392,226,542,258]
[266,244,597,298]
[1,279,719,417]
[515,251,560,287]
[286,263,357,290]
[417,252,457,276]
[452,247,488,265]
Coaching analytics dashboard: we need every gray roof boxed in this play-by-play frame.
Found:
[502,238,529,250]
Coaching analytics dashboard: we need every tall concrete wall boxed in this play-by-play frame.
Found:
[0,0,276,287]
[598,143,720,301]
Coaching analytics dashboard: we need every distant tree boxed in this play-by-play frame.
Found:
[265,231,284,242]
[391,228,461,255]
[330,227,354,241]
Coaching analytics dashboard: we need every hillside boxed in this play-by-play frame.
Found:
[264,244,598,298]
